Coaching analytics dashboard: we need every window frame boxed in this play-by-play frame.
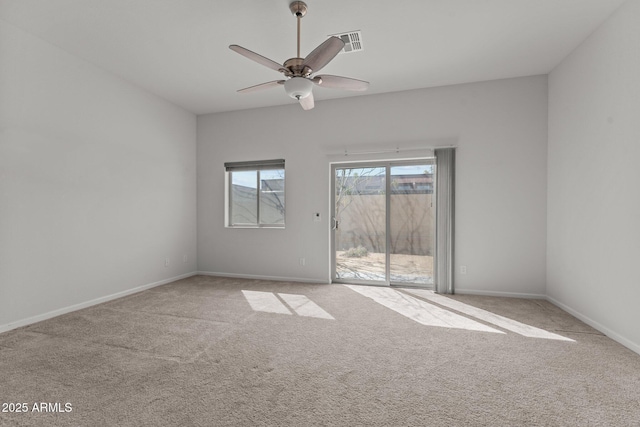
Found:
[224,159,285,229]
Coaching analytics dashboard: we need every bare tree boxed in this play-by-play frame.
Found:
[334,168,383,217]
[334,168,386,252]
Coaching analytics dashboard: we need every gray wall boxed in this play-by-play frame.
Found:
[0,21,197,330]
[198,75,549,296]
[547,0,640,353]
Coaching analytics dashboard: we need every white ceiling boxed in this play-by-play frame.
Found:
[0,0,626,115]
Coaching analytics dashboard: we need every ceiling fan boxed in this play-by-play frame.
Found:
[229,1,369,110]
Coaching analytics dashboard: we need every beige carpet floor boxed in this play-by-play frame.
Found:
[1,275,639,426]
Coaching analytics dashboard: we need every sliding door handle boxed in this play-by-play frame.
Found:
[331,217,339,230]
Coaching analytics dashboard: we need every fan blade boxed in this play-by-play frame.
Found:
[237,80,285,94]
[314,75,369,92]
[302,37,345,73]
[299,91,315,110]
[229,45,285,73]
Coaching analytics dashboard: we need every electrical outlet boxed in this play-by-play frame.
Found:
[183,254,188,263]
[299,258,306,266]
[165,257,170,267]
[460,265,467,275]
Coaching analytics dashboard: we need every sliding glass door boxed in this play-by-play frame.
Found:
[389,164,435,285]
[333,166,387,282]
[332,160,435,287]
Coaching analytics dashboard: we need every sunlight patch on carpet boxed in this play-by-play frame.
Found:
[278,293,335,320]
[242,291,334,320]
[404,289,574,342]
[345,285,503,333]
[242,290,292,315]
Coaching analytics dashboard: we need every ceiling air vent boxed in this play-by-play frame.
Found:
[329,30,363,54]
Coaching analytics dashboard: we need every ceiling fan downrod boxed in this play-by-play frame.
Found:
[289,1,307,59]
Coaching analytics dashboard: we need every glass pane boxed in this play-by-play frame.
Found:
[231,170,257,225]
[260,169,285,225]
[389,163,435,285]
[335,167,386,282]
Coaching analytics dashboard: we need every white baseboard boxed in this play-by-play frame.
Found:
[455,288,546,299]
[545,295,640,356]
[0,272,198,334]
[197,271,329,285]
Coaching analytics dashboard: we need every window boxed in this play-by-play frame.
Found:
[225,159,285,228]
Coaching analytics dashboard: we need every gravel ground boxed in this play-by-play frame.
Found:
[336,252,433,284]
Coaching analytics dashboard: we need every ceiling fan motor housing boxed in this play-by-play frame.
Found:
[283,58,311,77]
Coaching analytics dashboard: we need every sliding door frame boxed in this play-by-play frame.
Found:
[330,158,435,288]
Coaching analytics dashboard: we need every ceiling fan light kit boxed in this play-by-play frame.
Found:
[229,1,369,110]
[284,77,313,100]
